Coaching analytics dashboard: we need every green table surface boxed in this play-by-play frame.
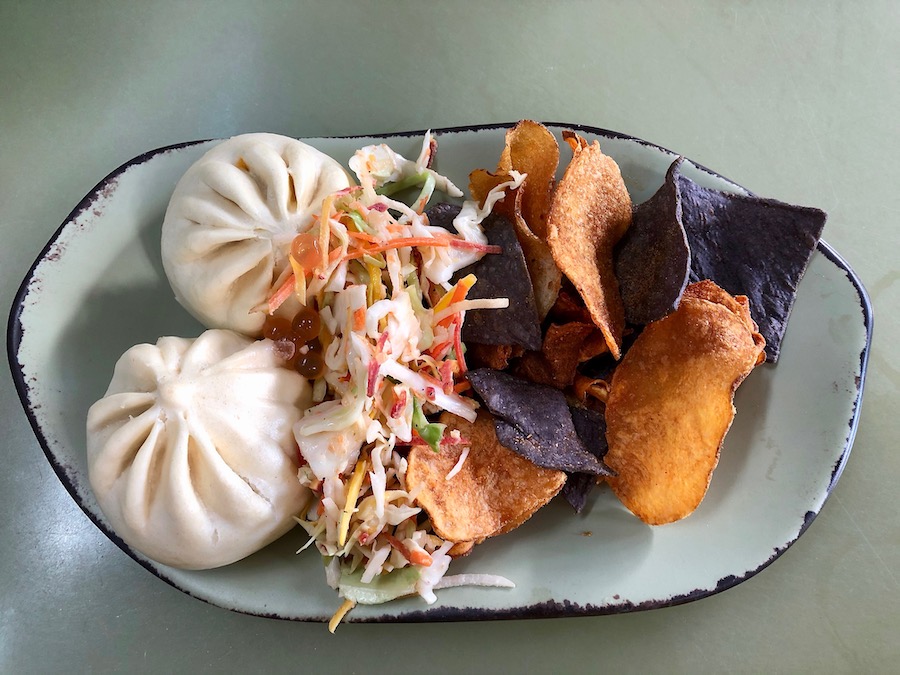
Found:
[3,2,897,672]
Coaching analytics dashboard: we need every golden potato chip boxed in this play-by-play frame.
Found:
[407,411,565,543]
[497,120,559,239]
[546,131,632,359]
[516,322,607,389]
[468,169,516,219]
[604,280,765,525]
[469,123,563,319]
[573,373,610,407]
[548,286,595,324]
[466,342,516,371]
[468,171,561,319]
[448,540,476,557]
[510,192,563,320]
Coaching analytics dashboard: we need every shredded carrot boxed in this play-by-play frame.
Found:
[347,230,380,244]
[453,380,471,394]
[353,307,366,331]
[343,236,454,261]
[434,275,476,328]
[452,318,468,373]
[433,274,474,313]
[385,533,433,567]
[267,272,296,314]
[343,235,499,263]
[427,339,453,361]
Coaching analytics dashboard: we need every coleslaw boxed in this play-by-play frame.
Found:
[273,133,521,629]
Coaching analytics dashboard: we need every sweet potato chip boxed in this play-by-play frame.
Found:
[548,285,595,324]
[407,411,565,543]
[465,342,516,371]
[604,281,765,525]
[516,322,607,389]
[546,132,632,359]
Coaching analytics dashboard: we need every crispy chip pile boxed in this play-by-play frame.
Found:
[546,132,632,359]
[604,281,765,525]
[414,121,819,537]
[406,412,566,545]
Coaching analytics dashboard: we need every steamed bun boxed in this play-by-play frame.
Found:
[161,133,351,336]
[86,329,312,569]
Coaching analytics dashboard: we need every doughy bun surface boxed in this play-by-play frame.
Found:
[86,329,312,569]
[161,133,351,336]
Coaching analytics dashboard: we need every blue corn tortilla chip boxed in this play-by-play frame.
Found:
[432,203,542,352]
[467,369,607,474]
[672,160,826,362]
[563,405,614,513]
[614,161,691,325]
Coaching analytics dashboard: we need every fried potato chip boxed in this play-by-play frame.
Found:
[511,197,563,320]
[573,373,611,406]
[468,169,516,219]
[604,281,765,525]
[548,286,595,324]
[448,540,477,557]
[469,123,563,319]
[516,322,607,389]
[497,120,559,239]
[546,131,632,359]
[466,342,516,371]
[407,411,565,543]
[469,171,561,318]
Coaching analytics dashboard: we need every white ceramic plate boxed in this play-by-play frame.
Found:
[8,124,871,622]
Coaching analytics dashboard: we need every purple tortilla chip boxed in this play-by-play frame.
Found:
[563,405,614,513]
[424,202,462,229]
[467,369,606,475]
[434,204,542,352]
[672,160,826,362]
[614,161,691,325]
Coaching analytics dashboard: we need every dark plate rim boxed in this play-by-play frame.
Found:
[6,122,874,623]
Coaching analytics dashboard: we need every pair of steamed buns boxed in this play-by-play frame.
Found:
[86,134,351,569]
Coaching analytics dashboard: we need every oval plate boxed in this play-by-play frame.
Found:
[7,123,872,622]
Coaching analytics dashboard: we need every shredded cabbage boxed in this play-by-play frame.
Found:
[287,134,518,625]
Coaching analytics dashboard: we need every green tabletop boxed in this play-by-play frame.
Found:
[2,2,897,672]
